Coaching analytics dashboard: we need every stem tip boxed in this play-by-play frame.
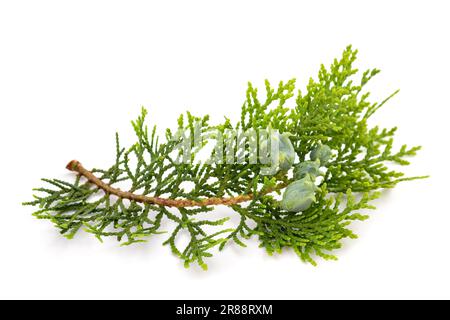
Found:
[66,160,80,171]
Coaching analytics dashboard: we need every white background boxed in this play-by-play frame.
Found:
[0,0,448,300]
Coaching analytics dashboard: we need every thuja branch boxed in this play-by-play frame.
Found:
[24,46,426,269]
[66,160,286,207]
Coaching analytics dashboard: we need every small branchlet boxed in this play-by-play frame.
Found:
[23,46,426,269]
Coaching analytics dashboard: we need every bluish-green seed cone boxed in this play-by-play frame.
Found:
[281,177,319,212]
[259,131,296,173]
[278,133,296,171]
[310,144,332,165]
[294,160,321,180]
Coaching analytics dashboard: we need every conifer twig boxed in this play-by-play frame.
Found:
[24,46,426,269]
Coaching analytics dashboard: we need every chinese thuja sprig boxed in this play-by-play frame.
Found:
[23,46,426,270]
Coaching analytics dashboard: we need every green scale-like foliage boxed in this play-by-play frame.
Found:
[23,46,425,269]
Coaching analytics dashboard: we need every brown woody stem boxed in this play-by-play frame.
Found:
[66,160,284,208]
